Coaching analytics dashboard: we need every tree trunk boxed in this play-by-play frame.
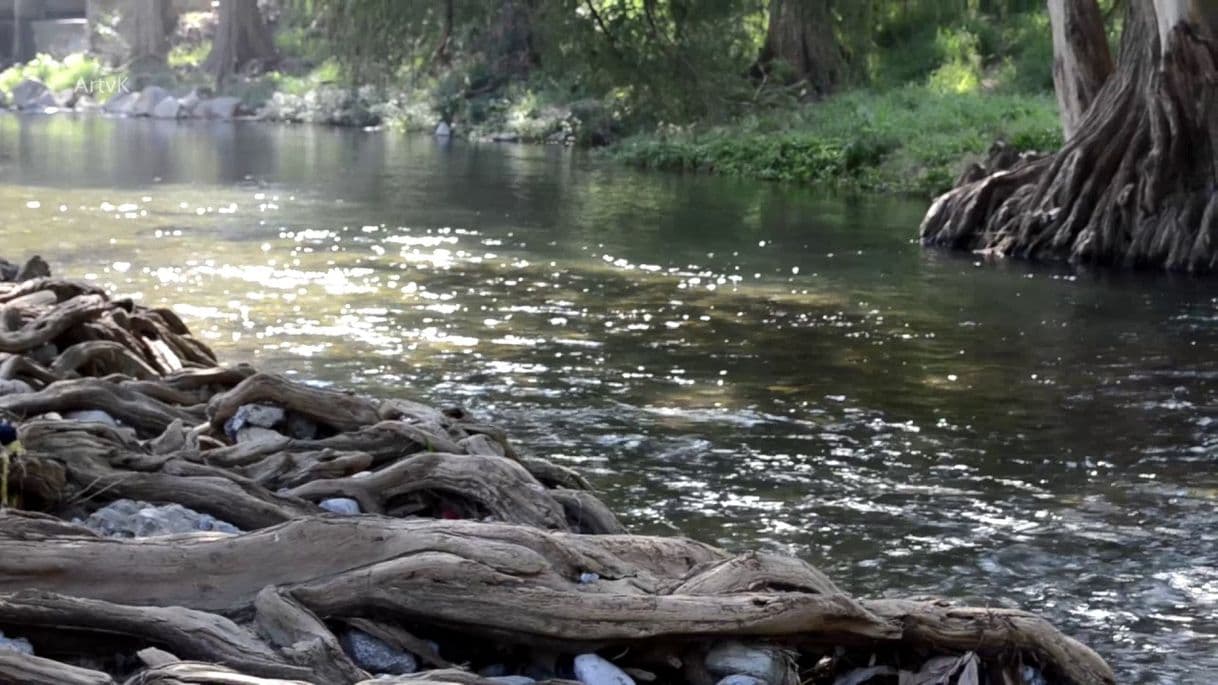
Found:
[921,0,1218,272]
[490,0,536,77]
[120,0,172,64]
[433,0,455,65]
[1049,0,1115,139]
[204,0,277,85]
[758,0,843,95]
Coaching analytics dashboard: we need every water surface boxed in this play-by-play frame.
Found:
[1,114,1216,682]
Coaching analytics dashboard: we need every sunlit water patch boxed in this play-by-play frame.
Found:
[3,114,1218,682]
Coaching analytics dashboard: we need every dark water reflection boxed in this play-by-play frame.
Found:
[2,114,1216,682]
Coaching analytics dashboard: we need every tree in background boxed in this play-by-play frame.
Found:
[921,0,1218,271]
[756,0,843,95]
[1048,0,1113,138]
[205,0,278,85]
[119,0,174,65]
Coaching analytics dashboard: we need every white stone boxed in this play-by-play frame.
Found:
[705,642,786,684]
[82,499,240,538]
[573,654,635,685]
[236,426,285,446]
[434,121,452,137]
[319,498,361,515]
[716,677,766,685]
[225,403,286,440]
[0,379,33,396]
[0,631,33,655]
[63,409,119,427]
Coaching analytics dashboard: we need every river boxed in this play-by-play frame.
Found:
[1,113,1215,683]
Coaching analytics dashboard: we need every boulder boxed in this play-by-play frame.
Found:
[573,654,635,685]
[198,96,243,120]
[434,121,452,137]
[131,86,171,117]
[81,500,241,538]
[103,90,139,115]
[488,678,536,684]
[339,628,417,675]
[224,403,286,440]
[11,79,50,110]
[178,88,204,117]
[152,96,183,119]
[236,426,284,446]
[75,94,100,111]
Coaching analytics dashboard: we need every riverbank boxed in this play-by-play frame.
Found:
[0,255,1113,684]
[612,87,1062,197]
[0,62,1060,197]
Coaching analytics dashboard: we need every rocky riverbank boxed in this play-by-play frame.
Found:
[0,255,1113,685]
[0,74,591,144]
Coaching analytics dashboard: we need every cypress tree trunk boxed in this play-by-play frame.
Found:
[121,0,172,64]
[1049,0,1114,139]
[758,0,843,95]
[921,0,1218,272]
[492,0,537,77]
[205,0,278,84]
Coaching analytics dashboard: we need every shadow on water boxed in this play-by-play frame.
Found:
[2,113,1217,682]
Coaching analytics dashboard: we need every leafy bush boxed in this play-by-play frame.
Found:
[168,41,211,69]
[0,53,112,96]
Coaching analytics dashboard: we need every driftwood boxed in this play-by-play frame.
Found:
[0,257,1115,685]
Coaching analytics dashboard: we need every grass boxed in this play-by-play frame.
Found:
[612,85,1061,196]
[168,40,211,69]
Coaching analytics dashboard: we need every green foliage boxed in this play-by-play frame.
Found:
[614,86,1061,195]
[927,27,983,94]
[168,40,211,69]
[267,59,344,96]
[0,53,112,95]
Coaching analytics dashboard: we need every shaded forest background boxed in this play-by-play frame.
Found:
[2,1,1126,194]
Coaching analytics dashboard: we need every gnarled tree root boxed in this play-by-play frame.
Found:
[0,256,1115,685]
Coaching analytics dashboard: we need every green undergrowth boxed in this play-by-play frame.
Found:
[612,86,1061,196]
[0,53,114,96]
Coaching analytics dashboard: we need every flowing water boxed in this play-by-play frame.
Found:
[1,113,1216,683]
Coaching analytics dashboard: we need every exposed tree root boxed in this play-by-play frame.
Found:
[0,257,1115,685]
[921,1,1218,272]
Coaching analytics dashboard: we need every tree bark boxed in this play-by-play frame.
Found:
[1049,0,1115,139]
[204,0,278,84]
[758,0,843,95]
[921,0,1218,272]
[0,259,1116,685]
[120,0,173,64]
[491,0,537,77]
